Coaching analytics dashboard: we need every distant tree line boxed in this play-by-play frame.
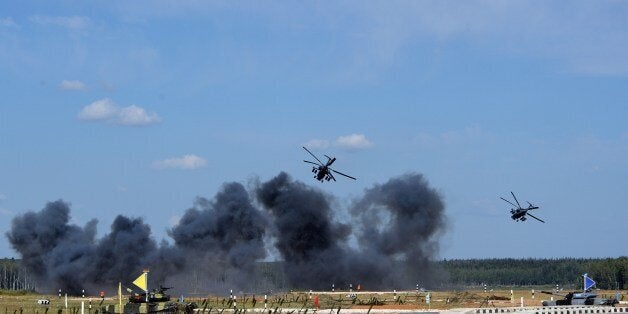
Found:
[0,258,36,291]
[442,257,627,289]
[1,257,626,292]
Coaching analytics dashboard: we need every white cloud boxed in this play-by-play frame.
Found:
[0,17,18,28]
[303,139,330,150]
[116,105,161,126]
[0,194,6,201]
[60,80,87,91]
[30,15,90,30]
[334,134,374,151]
[78,99,161,126]
[78,99,118,121]
[152,154,207,170]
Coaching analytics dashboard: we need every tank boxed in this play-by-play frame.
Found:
[128,286,172,303]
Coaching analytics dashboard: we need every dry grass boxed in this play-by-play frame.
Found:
[0,289,625,312]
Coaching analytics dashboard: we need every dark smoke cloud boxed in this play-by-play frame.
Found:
[168,182,268,290]
[256,172,352,289]
[350,173,447,287]
[256,172,446,290]
[7,172,447,294]
[6,200,178,294]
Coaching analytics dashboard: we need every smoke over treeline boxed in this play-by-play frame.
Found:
[6,172,446,294]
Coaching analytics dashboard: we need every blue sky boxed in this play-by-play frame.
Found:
[1,1,627,259]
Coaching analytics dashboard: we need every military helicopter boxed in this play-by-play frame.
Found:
[501,191,545,223]
[302,146,356,182]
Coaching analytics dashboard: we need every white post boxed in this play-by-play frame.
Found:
[234,295,237,309]
[332,283,334,292]
[532,289,535,299]
[81,301,84,314]
[510,290,514,303]
[65,293,68,308]
[309,290,312,299]
[393,289,397,300]
[264,294,267,309]
[520,296,524,307]
[146,271,149,304]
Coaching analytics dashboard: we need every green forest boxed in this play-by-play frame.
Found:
[1,257,626,292]
[442,257,627,289]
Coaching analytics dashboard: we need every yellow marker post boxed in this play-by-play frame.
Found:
[133,269,150,313]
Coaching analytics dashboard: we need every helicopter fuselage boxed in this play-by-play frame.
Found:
[510,205,539,221]
[313,166,331,181]
[511,209,527,221]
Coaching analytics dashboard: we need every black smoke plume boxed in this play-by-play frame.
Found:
[256,172,446,289]
[5,200,179,294]
[6,172,446,293]
[168,182,268,290]
[256,172,352,289]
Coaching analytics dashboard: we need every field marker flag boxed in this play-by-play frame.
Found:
[133,272,148,291]
[583,273,596,291]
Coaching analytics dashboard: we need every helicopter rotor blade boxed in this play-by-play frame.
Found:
[302,146,324,165]
[304,160,320,166]
[526,212,545,223]
[500,197,518,208]
[331,169,356,180]
[511,191,522,208]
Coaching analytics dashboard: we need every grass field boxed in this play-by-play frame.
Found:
[0,289,625,313]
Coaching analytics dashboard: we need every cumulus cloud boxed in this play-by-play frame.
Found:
[303,139,330,150]
[115,105,161,126]
[334,133,374,151]
[152,155,207,170]
[60,80,86,91]
[78,99,161,126]
[30,15,90,30]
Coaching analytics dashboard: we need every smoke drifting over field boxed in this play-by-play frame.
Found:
[6,172,446,294]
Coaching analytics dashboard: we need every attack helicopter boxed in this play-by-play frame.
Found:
[501,191,545,223]
[302,146,356,182]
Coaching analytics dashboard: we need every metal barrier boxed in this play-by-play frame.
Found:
[475,306,626,314]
